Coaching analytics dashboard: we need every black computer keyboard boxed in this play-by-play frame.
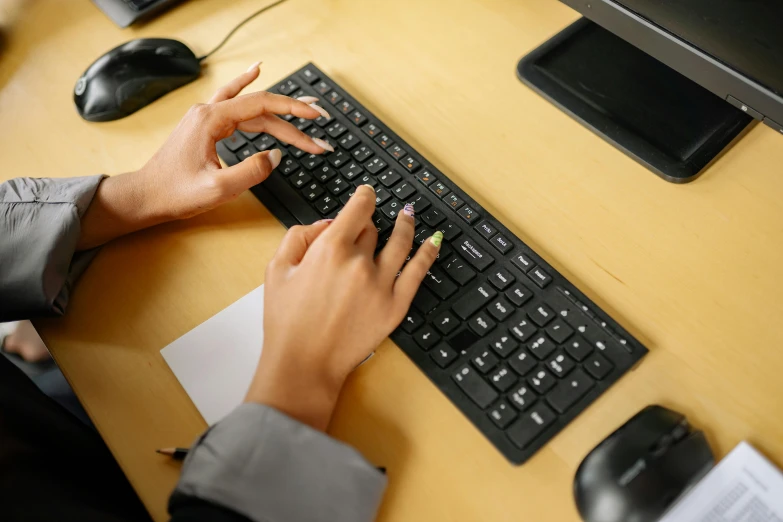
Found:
[216,64,648,465]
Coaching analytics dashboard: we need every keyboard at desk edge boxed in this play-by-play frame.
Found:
[215,63,648,465]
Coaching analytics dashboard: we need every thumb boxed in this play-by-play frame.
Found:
[216,148,282,194]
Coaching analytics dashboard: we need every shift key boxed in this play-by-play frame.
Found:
[452,283,497,320]
[453,365,498,409]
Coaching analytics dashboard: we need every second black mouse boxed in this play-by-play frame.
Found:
[574,405,714,522]
[74,38,201,122]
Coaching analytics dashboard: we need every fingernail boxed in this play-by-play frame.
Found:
[246,60,262,73]
[430,231,444,248]
[296,96,319,104]
[403,203,415,217]
[315,218,334,224]
[267,148,282,169]
[311,138,335,152]
[361,184,376,194]
[309,103,331,120]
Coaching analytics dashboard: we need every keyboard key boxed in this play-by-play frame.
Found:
[365,157,387,174]
[413,325,441,350]
[546,319,574,344]
[313,165,338,183]
[374,187,392,205]
[413,226,434,246]
[315,194,339,215]
[289,146,307,158]
[277,79,299,94]
[468,312,496,337]
[528,367,556,394]
[471,348,498,374]
[413,286,440,315]
[224,133,248,151]
[528,266,553,288]
[353,145,374,162]
[422,208,446,227]
[508,385,536,411]
[300,66,319,84]
[401,310,423,333]
[429,181,450,198]
[433,310,460,335]
[314,81,331,95]
[400,155,421,172]
[547,368,594,414]
[437,221,462,241]
[430,344,458,368]
[505,283,533,307]
[381,199,403,219]
[416,170,437,186]
[509,348,536,376]
[349,110,367,126]
[314,115,330,128]
[235,145,255,161]
[507,404,556,449]
[509,315,537,343]
[393,182,416,200]
[388,144,406,160]
[326,150,351,168]
[355,173,377,187]
[488,400,517,428]
[290,171,312,188]
[565,335,593,361]
[281,113,296,122]
[453,365,498,409]
[488,267,515,290]
[338,133,361,150]
[362,123,382,138]
[584,353,613,380]
[375,133,393,148]
[294,117,312,131]
[490,234,513,254]
[444,193,465,211]
[302,182,324,201]
[378,169,402,187]
[302,154,324,170]
[456,237,494,271]
[435,243,454,263]
[488,365,517,392]
[546,350,576,378]
[280,158,300,176]
[528,335,556,360]
[475,220,497,240]
[443,256,476,285]
[339,190,355,206]
[326,176,350,195]
[373,212,393,234]
[326,91,342,104]
[291,89,306,100]
[239,130,261,140]
[337,100,354,114]
[326,122,347,138]
[306,126,326,139]
[340,161,364,180]
[529,303,556,327]
[488,332,518,358]
[457,205,480,224]
[452,283,497,320]
[423,266,459,300]
[487,298,514,322]
[511,252,535,273]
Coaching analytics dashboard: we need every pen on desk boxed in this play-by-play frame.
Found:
[156,447,189,460]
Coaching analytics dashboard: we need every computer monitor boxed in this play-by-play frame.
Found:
[518,1,783,183]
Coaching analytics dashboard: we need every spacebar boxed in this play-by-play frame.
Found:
[262,171,320,225]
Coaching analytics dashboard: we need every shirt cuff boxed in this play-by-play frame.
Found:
[173,403,388,522]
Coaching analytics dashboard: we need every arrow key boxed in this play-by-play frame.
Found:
[413,324,441,351]
[400,310,424,334]
[488,364,517,392]
[430,343,458,369]
[433,310,460,335]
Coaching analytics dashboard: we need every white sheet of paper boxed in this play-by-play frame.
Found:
[661,441,783,522]
[161,285,264,425]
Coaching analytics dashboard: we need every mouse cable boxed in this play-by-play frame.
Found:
[197,0,291,63]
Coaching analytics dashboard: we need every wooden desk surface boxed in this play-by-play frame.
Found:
[3,0,783,520]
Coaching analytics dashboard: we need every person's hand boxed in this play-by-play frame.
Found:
[245,185,444,430]
[77,62,334,250]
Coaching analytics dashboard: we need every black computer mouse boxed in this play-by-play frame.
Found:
[74,38,201,122]
[574,405,714,522]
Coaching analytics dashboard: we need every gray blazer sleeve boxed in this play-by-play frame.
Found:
[174,403,388,522]
[0,176,105,322]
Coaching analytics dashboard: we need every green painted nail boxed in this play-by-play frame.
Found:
[430,231,444,247]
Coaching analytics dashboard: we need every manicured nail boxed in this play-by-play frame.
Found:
[246,60,262,73]
[311,138,334,152]
[267,148,282,169]
[430,231,444,248]
[403,203,414,217]
[309,103,331,120]
[296,96,319,104]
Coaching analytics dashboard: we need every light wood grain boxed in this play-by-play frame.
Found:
[3,0,783,520]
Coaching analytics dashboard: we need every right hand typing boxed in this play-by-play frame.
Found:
[245,185,443,430]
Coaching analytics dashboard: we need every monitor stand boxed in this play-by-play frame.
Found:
[517,18,754,183]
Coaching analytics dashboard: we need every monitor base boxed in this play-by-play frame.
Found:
[517,18,753,183]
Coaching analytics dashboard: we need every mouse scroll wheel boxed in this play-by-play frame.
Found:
[155,47,176,57]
